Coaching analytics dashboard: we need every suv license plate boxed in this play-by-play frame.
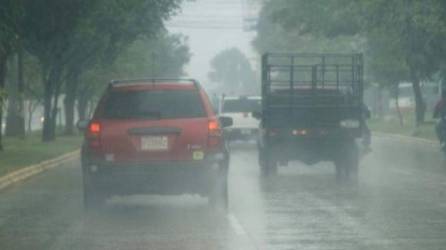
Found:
[141,136,168,151]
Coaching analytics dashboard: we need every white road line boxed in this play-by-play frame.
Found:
[227,212,262,250]
[227,213,246,236]
[303,191,393,250]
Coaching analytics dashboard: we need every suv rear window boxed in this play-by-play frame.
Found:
[101,89,206,119]
[223,99,261,113]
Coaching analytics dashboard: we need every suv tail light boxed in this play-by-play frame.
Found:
[87,121,101,148]
[208,118,222,147]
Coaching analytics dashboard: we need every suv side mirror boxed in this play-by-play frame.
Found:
[76,120,90,131]
[252,111,262,120]
[219,116,233,128]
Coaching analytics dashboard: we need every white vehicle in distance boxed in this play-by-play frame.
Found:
[219,95,261,141]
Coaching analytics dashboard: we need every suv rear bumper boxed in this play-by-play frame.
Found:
[260,136,356,164]
[83,154,227,196]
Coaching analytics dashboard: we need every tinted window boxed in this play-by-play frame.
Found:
[102,90,206,119]
[222,99,261,113]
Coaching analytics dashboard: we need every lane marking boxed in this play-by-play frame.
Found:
[227,212,263,250]
[298,191,393,250]
[227,213,246,236]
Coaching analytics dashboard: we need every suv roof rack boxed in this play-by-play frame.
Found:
[109,78,200,89]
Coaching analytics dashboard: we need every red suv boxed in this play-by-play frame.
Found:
[78,79,233,209]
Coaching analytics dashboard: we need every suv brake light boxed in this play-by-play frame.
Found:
[90,122,101,134]
[87,121,101,148]
[208,118,222,147]
[208,119,221,136]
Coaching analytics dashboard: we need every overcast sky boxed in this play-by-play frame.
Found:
[167,0,259,88]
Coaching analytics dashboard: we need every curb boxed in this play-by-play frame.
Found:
[373,132,437,147]
[0,149,80,191]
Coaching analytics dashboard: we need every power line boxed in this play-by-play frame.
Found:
[167,25,244,30]
[167,0,260,31]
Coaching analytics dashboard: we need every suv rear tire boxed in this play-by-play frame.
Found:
[82,169,107,210]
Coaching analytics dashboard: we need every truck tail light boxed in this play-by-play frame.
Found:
[292,129,308,136]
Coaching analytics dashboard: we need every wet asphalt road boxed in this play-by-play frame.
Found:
[1,137,446,250]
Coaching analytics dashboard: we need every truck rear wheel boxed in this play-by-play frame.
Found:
[334,142,359,183]
[260,152,278,177]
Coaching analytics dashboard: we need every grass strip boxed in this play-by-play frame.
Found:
[369,111,436,141]
[0,132,82,177]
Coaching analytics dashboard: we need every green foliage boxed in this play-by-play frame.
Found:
[263,0,446,81]
[365,30,408,86]
[61,0,182,75]
[110,33,190,78]
[21,0,181,75]
[253,1,362,57]
[22,53,43,101]
[88,0,182,64]
[0,88,7,106]
[0,0,22,56]
[209,48,256,94]
[259,0,446,124]
[369,112,436,140]
[0,132,82,176]
[79,32,191,102]
[269,0,360,38]
[14,0,184,140]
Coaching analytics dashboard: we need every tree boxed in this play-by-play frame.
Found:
[104,33,190,79]
[361,0,446,125]
[61,0,182,134]
[20,0,182,141]
[254,0,361,54]
[0,0,22,150]
[4,48,26,137]
[22,53,43,133]
[208,48,256,95]
[264,0,446,126]
[20,0,98,141]
[76,32,191,120]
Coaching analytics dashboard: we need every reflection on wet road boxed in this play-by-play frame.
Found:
[1,137,446,249]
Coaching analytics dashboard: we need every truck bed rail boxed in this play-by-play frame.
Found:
[261,53,364,128]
